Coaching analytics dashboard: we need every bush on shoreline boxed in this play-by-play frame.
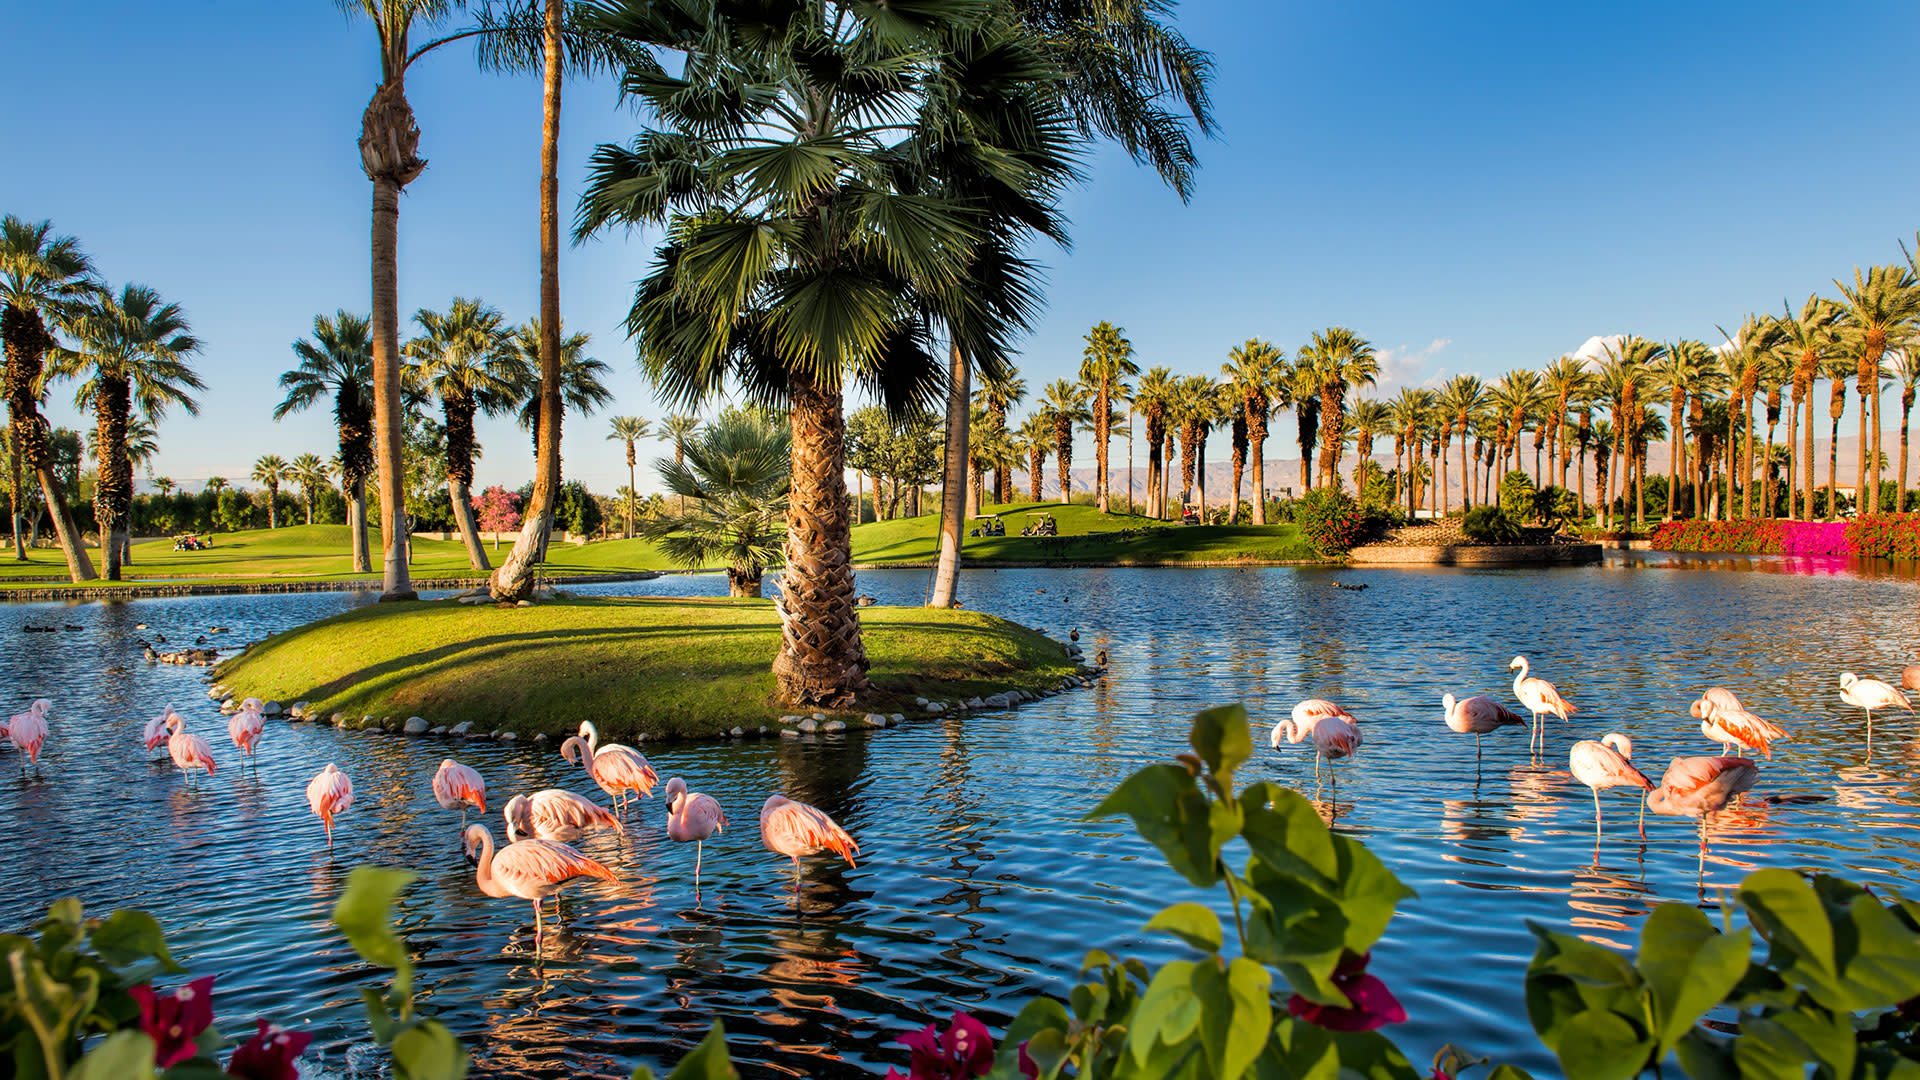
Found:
[1647,518,1877,556]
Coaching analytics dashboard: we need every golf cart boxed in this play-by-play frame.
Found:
[1181,502,1202,525]
[1020,512,1058,537]
[969,516,1006,538]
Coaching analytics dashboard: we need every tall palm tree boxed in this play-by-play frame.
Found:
[1651,340,1716,520]
[1823,357,1851,518]
[975,367,1027,505]
[51,284,202,579]
[1179,376,1220,518]
[1037,380,1090,502]
[1437,375,1486,512]
[606,415,650,537]
[1890,349,1920,513]
[405,297,526,568]
[1301,328,1376,488]
[1760,350,1791,518]
[1224,386,1249,520]
[1222,338,1283,523]
[1596,338,1662,526]
[641,408,789,597]
[1079,322,1139,513]
[1718,314,1783,520]
[1833,264,1920,514]
[0,217,97,578]
[276,311,375,571]
[290,453,329,525]
[1016,413,1052,504]
[1777,295,1841,519]
[1386,388,1429,513]
[1132,367,1177,518]
[252,455,291,530]
[1285,359,1321,495]
[972,408,1017,517]
[205,477,229,495]
[508,318,610,454]
[656,413,702,517]
[1348,399,1389,500]
[1540,355,1587,486]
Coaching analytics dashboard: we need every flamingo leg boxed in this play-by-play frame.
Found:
[1636,795,1647,841]
[695,840,704,889]
[1593,787,1602,842]
[533,900,543,947]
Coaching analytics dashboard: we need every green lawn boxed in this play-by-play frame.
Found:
[851,501,1318,564]
[0,524,671,588]
[214,595,1080,739]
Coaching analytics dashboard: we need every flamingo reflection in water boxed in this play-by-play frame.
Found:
[1568,734,1654,841]
[761,795,858,891]
[560,721,659,819]
[463,823,617,947]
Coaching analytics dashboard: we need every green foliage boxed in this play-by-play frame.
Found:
[629,1021,740,1080]
[332,866,468,1080]
[0,898,180,1080]
[1462,505,1521,544]
[1497,470,1537,519]
[1295,486,1366,555]
[554,480,602,538]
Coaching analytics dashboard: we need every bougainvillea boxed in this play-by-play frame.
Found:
[1647,519,1850,555]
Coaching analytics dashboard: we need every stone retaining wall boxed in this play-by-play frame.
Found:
[0,570,660,603]
[1347,543,1603,566]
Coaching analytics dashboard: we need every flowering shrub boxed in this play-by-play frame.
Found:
[1648,519,1856,556]
[472,485,521,534]
[1846,514,1920,559]
[1295,487,1368,555]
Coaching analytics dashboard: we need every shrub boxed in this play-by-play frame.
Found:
[1647,519,1851,556]
[1497,470,1536,519]
[1295,487,1366,555]
[1462,505,1521,544]
[1846,514,1920,559]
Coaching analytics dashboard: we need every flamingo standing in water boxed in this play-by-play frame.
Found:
[760,795,858,888]
[9,699,49,776]
[1442,693,1528,762]
[1688,687,1745,720]
[306,763,353,849]
[1509,656,1575,753]
[142,708,175,759]
[1839,673,1910,743]
[431,759,487,830]
[560,721,658,818]
[1903,660,1920,693]
[1568,734,1654,840]
[164,712,216,788]
[1272,701,1361,783]
[463,823,617,946]
[1645,755,1759,853]
[664,777,728,892]
[503,790,624,844]
[1696,703,1787,759]
[227,701,265,770]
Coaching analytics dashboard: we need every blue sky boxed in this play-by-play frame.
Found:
[4,1,1917,495]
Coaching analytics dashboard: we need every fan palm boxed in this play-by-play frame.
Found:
[1079,322,1139,514]
[51,284,202,578]
[1833,264,1920,513]
[508,318,610,451]
[1777,295,1842,519]
[405,297,527,568]
[1222,338,1284,523]
[0,217,98,577]
[641,408,790,597]
[1179,376,1220,516]
[1436,375,1486,512]
[606,415,650,538]
[1348,399,1389,500]
[1132,367,1178,518]
[1595,338,1662,527]
[1301,327,1376,487]
[251,455,291,530]
[1037,380,1091,502]
[1651,341,1718,520]
[290,453,330,525]
[655,413,703,518]
[276,311,375,571]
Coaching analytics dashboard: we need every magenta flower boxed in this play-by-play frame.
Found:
[1286,951,1407,1032]
[129,975,216,1067]
[225,1018,314,1080]
[885,1012,996,1080]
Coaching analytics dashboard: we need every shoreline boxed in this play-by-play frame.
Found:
[0,570,662,603]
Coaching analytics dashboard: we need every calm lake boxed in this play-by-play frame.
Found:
[3,554,1918,1078]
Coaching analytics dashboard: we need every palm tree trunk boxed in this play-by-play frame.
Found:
[1857,390,1869,516]
[1095,380,1110,513]
[1667,399,1682,521]
[1741,400,1755,519]
[728,565,764,599]
[33,467,93,581]
[930,342,968,609]
[773,378,867,705]
[348,477,371,572]
[1029,448,1044,503]
[1229,449,1243,522]
[9,445,23,560]
[1828,414,1842,520]
[1805,385,1819,519]
[1870,371,1885,513]
[1125,409,1135,515]
[1196,431,1208,522]
[1785,399,1797,519]
[1763,418,1778,519]
[491,0,564,603]
[1249,417,1265,525]
[1901,394,1914,513]
[1458,428,1469,513]
[367,171,415,601]
[448,477,490,571]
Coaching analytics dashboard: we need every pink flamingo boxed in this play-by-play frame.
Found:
[1645,755,1759,850]
[306,763,353,849]
[1510,656,1575,753]
[142,708,175,758]
[664,777,728,892]
[1839,672,1911,743]
[760,795,858,888]
[1697,705,1787,759]
[164,711,216,789]
[227,703,265,770]
[503,790,624,844]
[560,720,658,818]
[431,759,487,830]
[1687,687,1745,720]
[463,823,617,946]
[1442,693,1528,762]
[1902,660,1920,693]
[1271,708,1361,783]
[1568,734,1654,840]
[8,699,49,776]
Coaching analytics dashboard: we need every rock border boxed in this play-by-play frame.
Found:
[1346,542,1602,567]
[0,570,661,604]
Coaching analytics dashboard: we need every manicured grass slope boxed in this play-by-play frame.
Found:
[851,501,1316,564]
[0,524,670,586]
[213,595,1080,739]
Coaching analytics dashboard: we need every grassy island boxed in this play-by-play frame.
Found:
[849,501,1317,565]
[212,595,1082,740]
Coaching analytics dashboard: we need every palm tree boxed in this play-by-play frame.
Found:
[606,415,650,537]
[972,409,1017,517]
[975,368,1027,506]
[1037,380,1090,503]
[276,311,376,571]
[252,455,291,530]
[1717,314,1782,520]
[205,477,229,495]
[1651,341,1716,520]
[1079,322,1139,513]
[1540,356,1588,487]
[1178,377,1220,518]
[1824,357,1851,519]
[1760,350,1791,518]
[1222,338,1284,523]
[506,318,610,454]
[656,414,702,517]
[1016,413,1052,504]
[1301,327,1377,488]
[290,453,329,525]
[1437,375,1486,512]
[1348,399,1389,501]
[154,476,176,498]
[641,408,789,597]
[1891,350,1920,512]
[1132,367,1177,518]
[51,284,202,578]
[1286,359,1321,495]
[1833,265,1920,513]
[1596,338,1662,527]
[0,217,97,578]
[405,297,526,569]
[1777,295,1841,519]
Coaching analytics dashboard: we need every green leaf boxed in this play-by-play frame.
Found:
[1635,903,1749,1056]
[1238,784,1338,885]
[1190,705,1254,788]
[334,866,417,989]
[1522,925,1652,1080]
[71,1030,156,1080]
[660,1022,738,1080]
[1731,1013,1821,1080]
[1737,869,1848,1010]
[1673,1028,1737,1080]
[1838,894,1920,1009]
[1327,1030,1422,1080]
[1189,957,1271,1080]
[1145,904,1225,955]
[1329,837,1415,954]
[1264,1017,1338,1080]
[1127,960,1200,1067]
[997,998,1071,1079]
[1240,860,1346,1002]
[1485,1067,1538,1080]
[1090,764,1230,888]
[90,910,179,973]
[391,1019,470,1080]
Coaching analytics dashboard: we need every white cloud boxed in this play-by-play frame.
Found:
[1569,334,1623,368]
[1372,338,1451,396]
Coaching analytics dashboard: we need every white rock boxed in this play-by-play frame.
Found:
[779,714,804,726]
[403,717,429,735]
[515,600,533,608]
[983,693,1010,709]
[730,726,744,738]
[823,719,847,733]
[780,727,801,739]
[863,713,888,728]
[966,697,985,709]
[498,732,517,742]
[430,725,448,736]
[290,701,310,718]
[811,712,827,722]
[914,697,930,707]
[533,733,549,744]
[798,718,819,733]
[889,713,904,725]
[262,701,283,716]
[926,702,946,714]
[448,721,473,736]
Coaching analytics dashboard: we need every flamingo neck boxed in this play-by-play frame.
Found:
[471,830,509,898]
